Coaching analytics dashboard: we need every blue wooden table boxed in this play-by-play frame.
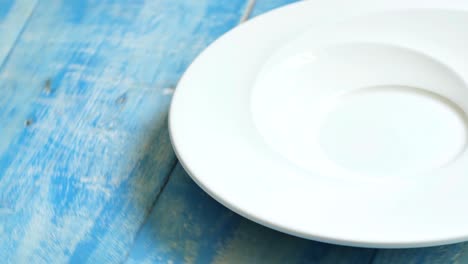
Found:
[1,0,468,263]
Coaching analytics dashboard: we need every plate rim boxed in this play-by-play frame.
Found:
[169,0,468,248]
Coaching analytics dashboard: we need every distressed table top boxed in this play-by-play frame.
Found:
[1,0,468,263]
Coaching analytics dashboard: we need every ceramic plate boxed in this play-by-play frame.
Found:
[170,0,468,248]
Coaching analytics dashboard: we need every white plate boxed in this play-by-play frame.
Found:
[170,0,468,248]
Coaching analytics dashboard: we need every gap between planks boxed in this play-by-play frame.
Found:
[0,0,39,73]
[122,158,178,262]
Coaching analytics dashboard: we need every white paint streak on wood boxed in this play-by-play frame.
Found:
[1,0,173,262]
[0,0,250,263]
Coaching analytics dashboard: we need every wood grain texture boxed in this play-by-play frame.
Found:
[0,0,38,66]
[0,0,249,263]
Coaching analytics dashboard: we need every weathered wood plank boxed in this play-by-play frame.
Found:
[0,0,38,66]
[126,164,375,264]
[0,0,249,263]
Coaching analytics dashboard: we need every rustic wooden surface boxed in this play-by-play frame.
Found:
[1,0,468,263]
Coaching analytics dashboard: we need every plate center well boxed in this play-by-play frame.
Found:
[319,86,468,175]
[251,43,468,177]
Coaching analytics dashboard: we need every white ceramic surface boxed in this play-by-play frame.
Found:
[170,0,468,248]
